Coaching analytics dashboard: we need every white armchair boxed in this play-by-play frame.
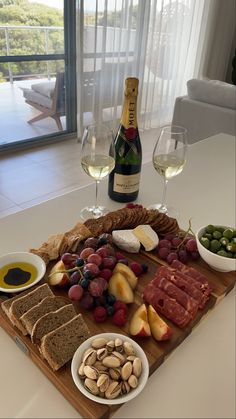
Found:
[172,79,236,143]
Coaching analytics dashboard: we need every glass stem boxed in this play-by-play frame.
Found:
[95,180,99,210]
[160,179,168,211]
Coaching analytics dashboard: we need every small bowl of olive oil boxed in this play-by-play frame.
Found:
[0,252,46,293]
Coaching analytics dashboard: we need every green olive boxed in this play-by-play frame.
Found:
[220,237,229,247]
[210,240,221,253]
[206,224,215,234]
[204,233,212,240]
[223,228,234,240]
[200,237,210,249]
[213,230,222,240]
[226,242,236,253]
[217,250,228,257]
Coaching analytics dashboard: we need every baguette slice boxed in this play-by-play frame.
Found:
[20,295,70,336]
[40,314,90,371]
[9,283,53,335]
[31,304,77,345]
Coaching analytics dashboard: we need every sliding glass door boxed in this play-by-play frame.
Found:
[0,0,76,150]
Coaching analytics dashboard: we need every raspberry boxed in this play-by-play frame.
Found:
[113,300,128,315]
[112,308,127,327]
[125,203,135,209]
[93,306,108,323]
[130,261,143,276]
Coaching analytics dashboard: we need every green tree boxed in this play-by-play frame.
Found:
[0,0,64,82]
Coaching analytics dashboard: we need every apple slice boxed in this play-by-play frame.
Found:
[113,262,138,290]
[148,305,173,341]
[108,272,134,304]
[48,260,70,287]
[129,304,151,337]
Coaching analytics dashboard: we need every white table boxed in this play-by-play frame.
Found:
[0,133,235,419]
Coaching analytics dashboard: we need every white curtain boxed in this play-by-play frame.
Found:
[76,0,232,136]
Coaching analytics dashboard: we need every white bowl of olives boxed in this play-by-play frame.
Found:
[196,225,236,272]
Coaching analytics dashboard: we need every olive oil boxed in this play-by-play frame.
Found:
[0,262,38,289]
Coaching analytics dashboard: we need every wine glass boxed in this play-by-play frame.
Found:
[148,125,187,217]
[80,124,115,220]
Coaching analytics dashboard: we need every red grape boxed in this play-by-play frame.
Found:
[68,284,84,301]
[61,253,77,266]
[80,292,94,309]
[158,239,172,249]
[164,233,176,241]
[83,262,100,277]
[157,247,171,260]
[102,256,117,270]
[80,247,95,259]
[172,237,182,247]
[101,244,116,256]
[84,237,98,249]
[166,252,178,264]
[99,268,112,281]
[87,253,102,266]
[190,250,200,260]
[115,251,125,261]
[186,239,197,252]
[95,247,109,258]
[69,271,81,286]
[178,249,189,264]
[89,277,108,297]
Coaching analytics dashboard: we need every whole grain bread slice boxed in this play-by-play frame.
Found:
[9,283,53,335]
[40,314,90,371]
[20,295,70,336]
[1,285,39,318]
[31,304,77,345]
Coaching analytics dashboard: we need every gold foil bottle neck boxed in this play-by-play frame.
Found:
[124,77,139,97]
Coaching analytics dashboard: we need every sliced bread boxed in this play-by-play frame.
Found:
[40,314,90,371]
[9,283,53,335]
[31,304,77,345]
[20,295,70,336]
[1,285,39,318]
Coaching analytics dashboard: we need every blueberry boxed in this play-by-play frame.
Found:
[81,278,90,288]
[83,270,93,280]
[106,305,115,316]
[76,258,84,267]
[106,293,116,305]
[141,264,148,273]
[97,237,108,247]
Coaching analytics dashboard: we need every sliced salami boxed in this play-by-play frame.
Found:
[143,282,192,328]
[156,266,204,308]
[170,260,213,307]
[152,275,198,318]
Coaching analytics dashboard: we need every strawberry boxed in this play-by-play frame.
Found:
[112,308,127,327]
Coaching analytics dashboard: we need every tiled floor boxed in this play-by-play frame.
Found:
[0,129,157,219]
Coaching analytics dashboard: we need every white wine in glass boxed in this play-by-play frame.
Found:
[80,124,115,220]
[148,125,187,216]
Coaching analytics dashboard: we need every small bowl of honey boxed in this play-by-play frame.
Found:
[0,252,46,293]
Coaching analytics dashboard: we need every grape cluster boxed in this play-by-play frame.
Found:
[58,234,146,324]
[156,232,200,264]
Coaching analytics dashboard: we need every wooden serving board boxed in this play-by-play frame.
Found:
[0,251,235,419]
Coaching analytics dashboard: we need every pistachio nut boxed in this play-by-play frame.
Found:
[84,378,99,395]
[121,361,133,381]
[105,381,121,399]
[91,337,108,349]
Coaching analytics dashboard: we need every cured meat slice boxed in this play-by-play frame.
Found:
[171,260,214,290]
[143,283,192,328]
[170,260,213,308]
[152,275,198,318]
[156,266,204,308]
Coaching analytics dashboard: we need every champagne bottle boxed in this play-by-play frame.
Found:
[108,77,142,202]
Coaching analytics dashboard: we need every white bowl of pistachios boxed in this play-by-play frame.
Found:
[71,332,149,405]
